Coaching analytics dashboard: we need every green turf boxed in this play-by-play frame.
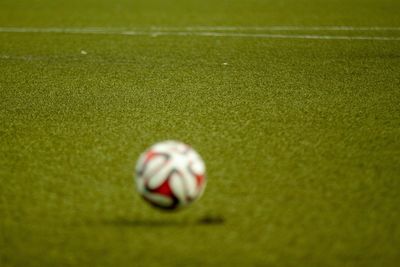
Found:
[1,0,400,266]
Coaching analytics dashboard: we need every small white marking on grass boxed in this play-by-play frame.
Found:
[0,27,399,41]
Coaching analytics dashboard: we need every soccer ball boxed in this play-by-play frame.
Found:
[135,140,206,210]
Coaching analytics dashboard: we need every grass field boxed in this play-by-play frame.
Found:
[1,0,400,266]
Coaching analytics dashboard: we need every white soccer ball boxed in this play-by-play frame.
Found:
[135,140,206,210]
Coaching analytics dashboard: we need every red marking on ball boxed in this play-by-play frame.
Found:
[152,178,173,196]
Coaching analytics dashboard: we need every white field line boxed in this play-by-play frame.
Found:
[122,31,400,41]
[149,26,400,31]
[0,27,400,41]
[2,26,400,32]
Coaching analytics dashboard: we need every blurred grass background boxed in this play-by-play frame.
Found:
[1,0,400,266]
[1,0,400,27]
